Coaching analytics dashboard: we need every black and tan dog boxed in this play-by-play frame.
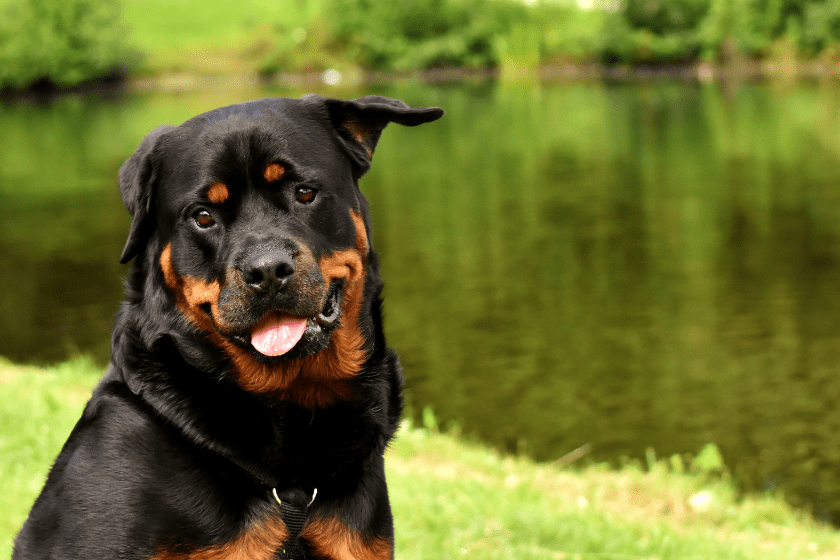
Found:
[13,95,443,559]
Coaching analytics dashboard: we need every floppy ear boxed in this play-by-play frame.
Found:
[119,124,175,264]
[317,95,444,177]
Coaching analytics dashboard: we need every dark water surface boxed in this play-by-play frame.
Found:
[3,80,840,521]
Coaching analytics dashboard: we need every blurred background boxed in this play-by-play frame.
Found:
[3,0,840,527]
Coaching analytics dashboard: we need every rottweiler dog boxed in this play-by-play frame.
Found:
[13,94,443,559]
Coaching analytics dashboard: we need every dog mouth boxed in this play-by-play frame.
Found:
[250,316,308,357]
[230,280,344,360]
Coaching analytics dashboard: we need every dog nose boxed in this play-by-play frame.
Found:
[241,250,296,292]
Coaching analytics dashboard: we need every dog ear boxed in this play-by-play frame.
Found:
[317,95,444,177]
[118,124,175,264]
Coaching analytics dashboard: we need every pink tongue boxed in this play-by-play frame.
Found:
[251,317,307,357]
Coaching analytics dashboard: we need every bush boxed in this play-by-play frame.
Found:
[598,0,710,63]
[595,0,830,64]
[537,3,608,62]
[0,0,129,90]
[325,0,528,70]
[624,0,710,35]
[802,0,840,55]
[599,18,705,64]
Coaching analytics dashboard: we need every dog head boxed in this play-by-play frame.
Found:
[118,95,443,406]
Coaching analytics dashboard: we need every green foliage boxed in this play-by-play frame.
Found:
[258,17,347,76]
[0,0,129,90]
[600,16,705,63]
[596,0,709,63]
[625,0,710,35]
[325,0,527,70]
[696,0,795,59]
[802,0,840,54]
[597,0,840,63]
[537,3,609,61]
[599,0,710,63]
[693,443,726,475]
[421,406,439,433]
[122,0,322,77]
[11,0,840,82]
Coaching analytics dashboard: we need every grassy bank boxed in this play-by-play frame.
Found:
[1,359,838,559]
[120,0,320,78]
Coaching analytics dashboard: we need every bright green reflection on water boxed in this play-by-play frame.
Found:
[2,80,840,521]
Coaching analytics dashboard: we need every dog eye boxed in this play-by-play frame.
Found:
[193,209,216,229]
[295,187,316,204]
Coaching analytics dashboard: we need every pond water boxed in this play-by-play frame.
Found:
[3,79,840,522]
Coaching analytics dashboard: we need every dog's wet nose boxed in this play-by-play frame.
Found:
[241,250,296,292]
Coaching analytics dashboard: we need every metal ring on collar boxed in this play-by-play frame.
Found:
[272,487,318,507]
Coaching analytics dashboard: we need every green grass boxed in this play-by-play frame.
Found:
[2,360,839,559]
[121,0,323,76]
[0,357,101,553]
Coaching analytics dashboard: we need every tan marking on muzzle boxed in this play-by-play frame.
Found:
[160,243,222,333]
[318,212,368,286]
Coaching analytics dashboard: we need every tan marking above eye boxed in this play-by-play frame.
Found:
[207,182,229,204]
[264,163,286,183]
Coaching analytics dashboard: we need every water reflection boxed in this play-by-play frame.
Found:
[2,80,840,521]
